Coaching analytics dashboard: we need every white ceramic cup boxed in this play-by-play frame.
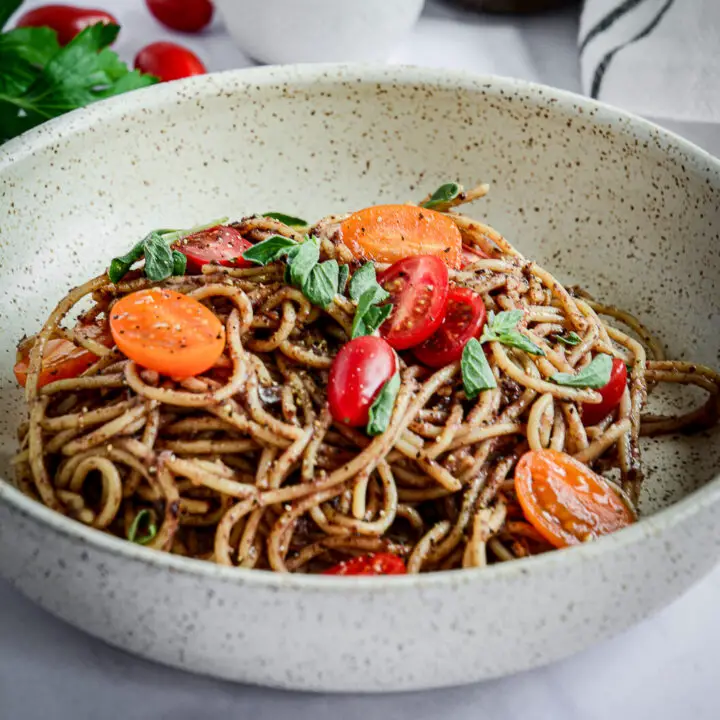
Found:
[215,0,426,64]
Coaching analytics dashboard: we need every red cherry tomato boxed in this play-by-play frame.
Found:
[413,287,487,368]
[134,42,206,83]
[174,226,254,274]
[461,244,491,268]
[146,0,214,33]
[376,255,449,350]
[328,336,397,427]
[16,5,118,45]
[581,357,628,425]
[323,552,406,576]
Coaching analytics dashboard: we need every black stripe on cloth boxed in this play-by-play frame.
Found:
[590,0,676,99]
[580,0,651,54]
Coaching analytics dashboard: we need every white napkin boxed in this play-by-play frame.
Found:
[579,0,720,152]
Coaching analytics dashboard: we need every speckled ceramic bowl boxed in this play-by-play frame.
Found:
[1,66,719,693]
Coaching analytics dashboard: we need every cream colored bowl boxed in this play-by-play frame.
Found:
[0,66,719,692]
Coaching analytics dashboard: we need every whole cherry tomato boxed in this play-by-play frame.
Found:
[328,336,397,427]
[413,286,487,368]
[16,4,118,45]
[581,357,628,425]
[324,553,406,576]
[134,41,206,83]
[377,255,449,350]
[174,226,254,273]
[146,0,214,33]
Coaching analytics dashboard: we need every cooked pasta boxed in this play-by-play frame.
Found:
[12,184,720,575]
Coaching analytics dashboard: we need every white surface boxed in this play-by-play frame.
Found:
[1,0,719,718]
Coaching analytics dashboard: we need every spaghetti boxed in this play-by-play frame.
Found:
[12,185,720,574]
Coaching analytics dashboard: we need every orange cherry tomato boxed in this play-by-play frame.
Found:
[14,320,113,388]
[514,449,635,549]
[109,288,225,378]
[14,339,97,388]
[338,205,462,268]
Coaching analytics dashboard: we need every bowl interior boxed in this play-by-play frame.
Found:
[1,67,719,519]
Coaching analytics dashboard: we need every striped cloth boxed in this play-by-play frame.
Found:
[580,0,720,125]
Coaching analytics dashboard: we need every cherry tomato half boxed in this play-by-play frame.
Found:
[514,449,635,549]
[581,357,628,426]
[377,255,449,350]
[134,41,206,83]
[413,286,487,368]
[14,320,113,389]
[323,552,406,576]
[174,225,254,274]
[146,0,214,33]
[339,205,462,268]
[16,4,118,45]
[328,336,397,427]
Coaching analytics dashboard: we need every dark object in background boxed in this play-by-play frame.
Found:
[451,0,578,12]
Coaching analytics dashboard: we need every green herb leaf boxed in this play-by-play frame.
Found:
[351,288,391,339]
[171,249,187,276]
[108,241,145,284]
[303,260,339,309]
[461,338,497,398]
[241,234,298,266]
[143,232,175,282]
[127,509,158,545]
[553,331,583,347]
[262,212,308,227]
[480,309,545,356]
[349,262,388,303]
[551,353,613,389]
[288,236,320,289]
[0,24,157,144]
[337,263,349,294]
[0,27,61,97]
[367,372,401,436]
[421,182,462,209]
[491,310,524,336]
[0,1,23,32]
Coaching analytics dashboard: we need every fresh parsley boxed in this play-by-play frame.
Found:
[480,310,545,356]
[461,338,497,398]
[421,182,462,209]
[553,331,583,347]
[551,353,613,388]
[0,21,157,144]
[367,372,401,436]
[262,212,308,227]
[127,509,157,545]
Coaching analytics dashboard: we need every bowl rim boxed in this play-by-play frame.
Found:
[1,63,719,592]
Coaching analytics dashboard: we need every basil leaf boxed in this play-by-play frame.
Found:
[263,212,308,227]
[553,331,582,347]
[367,372,401,436]
[349,262,386,302]
[492,310,524,336]
[461,338,497,398]
[288,236,320,289]
[495,330,545,356]
[337,263,349,294]
[127,509,157,545]
[352,288,384,338]
[108,241,144,284]
[551,353,613,389]
[303,260,339,309]
[143,232,175,281]
[241,234,297,266]
[171,249,187,276]
[353,303,392,340]
[421,182,462,209]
